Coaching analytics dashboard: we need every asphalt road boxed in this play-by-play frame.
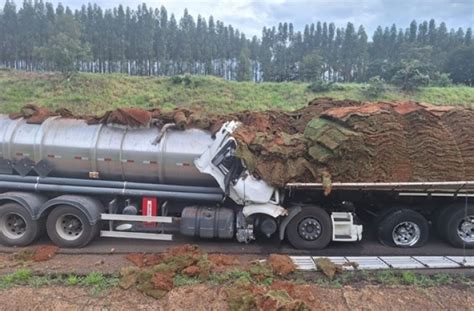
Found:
[1,227,473,257]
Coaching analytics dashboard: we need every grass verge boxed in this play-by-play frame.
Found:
[1,69,473,115]
[0,269,119,295]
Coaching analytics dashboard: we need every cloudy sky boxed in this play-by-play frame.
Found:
[7,0,473,37]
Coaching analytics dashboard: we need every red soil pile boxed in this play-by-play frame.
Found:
[267,254,296,276]
[125,253,162,267]
[152,272,174,291]
[32,245,58,262]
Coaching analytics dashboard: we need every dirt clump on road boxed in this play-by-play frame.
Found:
[125,253,162,267]
[32,245,58,262]
[208,254,238,267]
[10,246,58,263]
[267,254,296,276]
[11,249,34,262]
[118,245,297,301]
[152,272,174,291]
[182,265,200,277]
[315,257,344,279]
[120,244,213,298]
[225,277,309,311]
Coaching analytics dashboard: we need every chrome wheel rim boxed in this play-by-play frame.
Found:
[392,221,421,246]
[457,216,474,243]
[298,217,322,241]
[0,213,27,239]
[56,214,84,241]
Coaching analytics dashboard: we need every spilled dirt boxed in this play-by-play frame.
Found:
[32,245,59,262]
[0,246,473,310]
[267,254,296,276]
[119,244,249,299]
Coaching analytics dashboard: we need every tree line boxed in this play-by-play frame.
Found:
[0,0,473,85]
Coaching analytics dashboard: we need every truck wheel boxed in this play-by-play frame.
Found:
[433,205,451,237]
[46,205,99,248]
[442,205,474,248]
[377,209,429,248]
[0,203,42,246]
[286,207,332,249]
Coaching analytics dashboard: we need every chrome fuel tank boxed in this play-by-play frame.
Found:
[0,115,216,185]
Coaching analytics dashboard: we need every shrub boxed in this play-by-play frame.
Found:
[307,80,334,93]
[430,72,452,87]
[364,76,386,97]
[391,61,430,91]
[170,76,183,84]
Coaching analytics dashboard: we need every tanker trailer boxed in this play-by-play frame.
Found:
[0,114,472,250]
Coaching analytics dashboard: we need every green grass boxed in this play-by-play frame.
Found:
[0,267,471,297]
[0,269,119,294]
[309,270,473,288]
[1,69,472,114]
[173,274,201,287]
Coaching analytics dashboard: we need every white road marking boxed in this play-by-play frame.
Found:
[290,256,474,271]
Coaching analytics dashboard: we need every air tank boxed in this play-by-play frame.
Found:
[0,115,216,186]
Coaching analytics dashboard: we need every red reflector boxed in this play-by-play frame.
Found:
[142,197,158,227]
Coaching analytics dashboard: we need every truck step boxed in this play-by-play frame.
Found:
[101,213,173,223]
[334,234,353,239]
[100,230,173,241]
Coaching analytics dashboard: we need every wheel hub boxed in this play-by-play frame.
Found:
[56,214,84,241]
[0,213,27,239]
[392,221,421,246]
[298,218,322,241]
[457,216,474,243]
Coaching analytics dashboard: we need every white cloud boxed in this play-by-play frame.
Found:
[5,0,472,37]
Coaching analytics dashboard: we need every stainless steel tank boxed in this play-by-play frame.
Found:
[0,115,216,185]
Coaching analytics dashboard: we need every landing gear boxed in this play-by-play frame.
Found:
[377,209,429,248]
[286,207,332,249]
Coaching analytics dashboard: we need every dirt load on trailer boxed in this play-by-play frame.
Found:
[11,99,474,187]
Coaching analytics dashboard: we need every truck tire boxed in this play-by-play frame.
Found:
[286,207,332,250]
[377,209,429,248]
[46,205,100,248]
[433,205,452,238]
[442,205,474,248]
[0,203,43,246]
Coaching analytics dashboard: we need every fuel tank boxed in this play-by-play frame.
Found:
[0,115,216,186]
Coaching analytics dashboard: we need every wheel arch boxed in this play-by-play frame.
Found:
[38,195,104,225]
[0,192,48,219]
[279,205,302,240]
